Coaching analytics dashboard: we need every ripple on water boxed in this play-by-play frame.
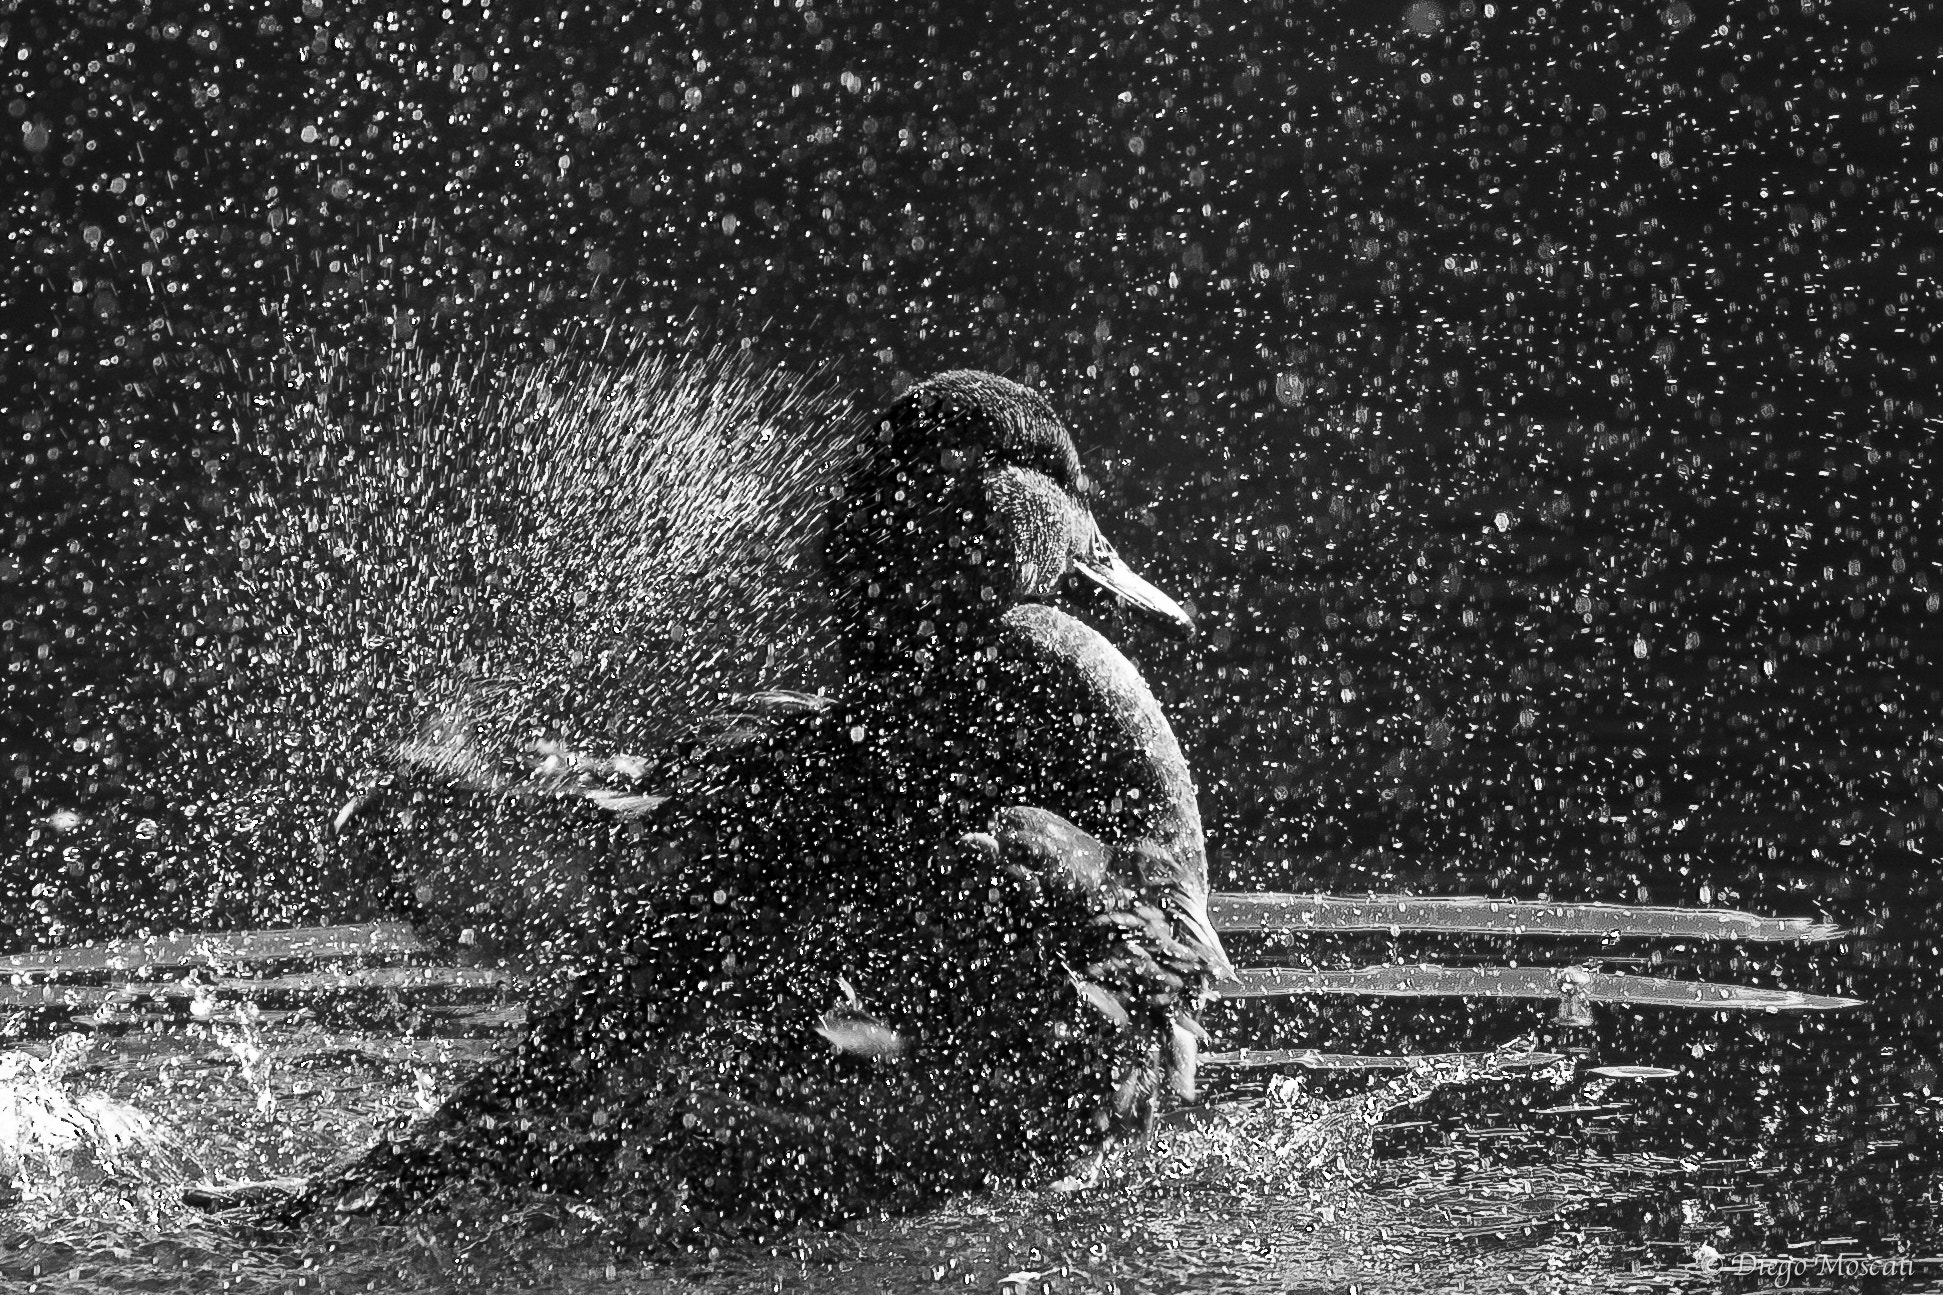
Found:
[0,1020,1762,1294]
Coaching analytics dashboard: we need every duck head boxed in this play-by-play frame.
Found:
[822,367,1234,978]
[825,370,1189,674]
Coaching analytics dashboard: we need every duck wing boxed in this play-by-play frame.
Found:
[295,693,889,1218]
[331,689,842,969]
[975,807,1212,1122]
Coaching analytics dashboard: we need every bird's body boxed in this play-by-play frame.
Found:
[297,371,1229,1238]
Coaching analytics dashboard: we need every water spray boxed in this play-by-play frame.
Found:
[88,331,858,936]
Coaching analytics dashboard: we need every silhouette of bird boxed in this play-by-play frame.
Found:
[289,371,1230,1238]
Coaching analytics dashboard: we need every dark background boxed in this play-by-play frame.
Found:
[4,0,1939,1252]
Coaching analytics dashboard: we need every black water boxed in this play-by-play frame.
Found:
[5,1,1940,1287]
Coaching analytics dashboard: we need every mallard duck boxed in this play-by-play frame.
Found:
[287,371,1230,1236]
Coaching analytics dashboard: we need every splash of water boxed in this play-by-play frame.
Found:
[48,333,858,937]
[1122,1040,1573,1198]
[212,333,854,757]
[0,1033,196,1236]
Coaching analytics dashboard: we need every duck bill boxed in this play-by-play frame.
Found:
[1072,550,1195,636]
